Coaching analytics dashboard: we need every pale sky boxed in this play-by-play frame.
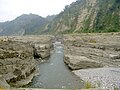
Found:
[0,0,76,22]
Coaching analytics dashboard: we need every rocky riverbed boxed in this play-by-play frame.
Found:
[1,33,120,89]
[63,33,120,89]
[0,35,53,88]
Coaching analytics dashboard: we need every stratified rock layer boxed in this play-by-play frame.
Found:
[64,55,103,70]
[64,33,120,69]
[0,41,38,87]
[63,33,120,89]
[34,44,50,59]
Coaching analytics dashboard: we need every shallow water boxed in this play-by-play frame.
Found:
[29,42,84,89]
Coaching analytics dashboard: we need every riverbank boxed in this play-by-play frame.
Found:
[1,33,120,89]
[63,33,120,89]
[29,41,84,89]
[0,35,53,88]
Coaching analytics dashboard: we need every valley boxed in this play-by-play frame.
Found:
[0,0,120,90]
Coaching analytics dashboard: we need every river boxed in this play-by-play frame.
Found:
[29,42,84,89]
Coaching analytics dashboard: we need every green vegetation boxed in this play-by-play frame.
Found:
[85,81,95,89]
[0,14,55,35]
[43,0,120,34]
[114,87,118,90]
[84,81,119,90]
[0,0,120,35]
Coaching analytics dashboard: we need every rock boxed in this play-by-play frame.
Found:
[0,76,10,88]
[94,45,106,50]
[0,37,9,43]
[64,55,103,70]
[39,49,50,59]
[0,41,38,87]
[34,44,50,59]
[13,69,22,76]
[114,47,120,51]
[109,54,120,59]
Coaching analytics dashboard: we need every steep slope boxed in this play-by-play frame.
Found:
[46,15,56,21]
[31,15,56,34]
[0,14,48,35]
[43,0,120,34]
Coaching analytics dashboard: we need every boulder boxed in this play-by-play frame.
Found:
[34,44,50,59]
[64,55,103,70]
[109,54,120,59]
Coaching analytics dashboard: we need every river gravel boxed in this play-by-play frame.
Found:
[73,67,120,90]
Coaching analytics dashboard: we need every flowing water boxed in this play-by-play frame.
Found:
[29,42,84,89]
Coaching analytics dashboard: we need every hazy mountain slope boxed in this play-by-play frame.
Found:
[0,0,119,35]
[0,14,48,35]
[31,15,57,35]
[43,0,120,34]
[46,15,56,21]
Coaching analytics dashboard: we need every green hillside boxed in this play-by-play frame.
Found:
[43,0,120,34]
[0,14,48,35]
[0,0,120,35]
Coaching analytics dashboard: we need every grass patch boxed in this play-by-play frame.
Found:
[89,39,97,43]
[85,81,95,89]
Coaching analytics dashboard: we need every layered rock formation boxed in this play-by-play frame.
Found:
[64,55,103,70]
[63,33,120,89]
[64,33,120,70]
[0,40,38,87]
[8,35,53,60]
[34,44,51,60]
[0,35,53,88]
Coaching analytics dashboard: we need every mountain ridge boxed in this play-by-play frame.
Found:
[42,0,120,34]
[0,0,120,35]
[0,14,55,35]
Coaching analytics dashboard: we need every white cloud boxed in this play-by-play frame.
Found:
[0,0,76,22]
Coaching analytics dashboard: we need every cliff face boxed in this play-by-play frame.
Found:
[44,0,120,34]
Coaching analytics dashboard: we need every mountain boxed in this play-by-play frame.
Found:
[46,15,56,21]
[31,15,57,34]
[0,0,120,35]
[0,14,49,35]
[43,0,120,34]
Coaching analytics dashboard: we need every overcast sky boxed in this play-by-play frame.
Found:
[0,0,76,22]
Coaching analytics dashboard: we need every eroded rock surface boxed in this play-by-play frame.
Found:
[64,55,103,70]
[64,33,120,69]
[9,35,53,61]
[63,33,120,89]
[0,35,53,88]
[0,41,38,87]
[34,44,51,59]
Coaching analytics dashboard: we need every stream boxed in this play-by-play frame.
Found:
[29,42,84,89]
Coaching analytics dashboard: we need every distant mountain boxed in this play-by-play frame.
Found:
[46,15,56,21]
[42,0,120,34]
[0,14,49,35]
[1,0,120,35]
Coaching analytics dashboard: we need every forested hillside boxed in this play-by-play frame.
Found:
[43,0,120,34]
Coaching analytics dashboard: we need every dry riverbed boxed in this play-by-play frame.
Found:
[63,33,120,89]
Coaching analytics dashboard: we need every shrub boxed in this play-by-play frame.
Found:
[85,81,93,89]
